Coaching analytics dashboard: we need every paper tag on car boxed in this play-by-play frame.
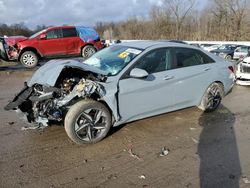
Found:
[125,48,142,55]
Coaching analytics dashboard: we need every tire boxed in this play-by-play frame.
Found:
[64,100,111,144]
[20,51,38,68]
[198,83,224,113]
[81,45,96,58]
[225,55,232,60]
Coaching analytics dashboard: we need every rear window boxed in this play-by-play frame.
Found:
[62,28,77,38]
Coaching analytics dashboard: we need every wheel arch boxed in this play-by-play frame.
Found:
[90,93,117,124]
[18,47,42,60]
[81,43,97,52]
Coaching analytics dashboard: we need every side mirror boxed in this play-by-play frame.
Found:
[130,68,149,79]
[39,34,47,40]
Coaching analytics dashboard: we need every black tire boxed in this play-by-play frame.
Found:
[225,55,232,60]
[81,45,96,58]
[20,51,38,68]
[64,100,111,144]
[198,83,224,113]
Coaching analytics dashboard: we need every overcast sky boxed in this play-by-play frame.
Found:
[0,0,207,29]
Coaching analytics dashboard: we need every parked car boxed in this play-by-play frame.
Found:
[210,44,238,60]
[203,44,221,52]
[5,41,235,144]
[233,46,250,60]
[236,56,250,85]
[0,26,104,68]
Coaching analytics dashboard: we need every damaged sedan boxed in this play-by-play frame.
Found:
[5,41,235,144]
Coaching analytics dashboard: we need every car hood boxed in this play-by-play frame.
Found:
[5,36,28,46]
[28,59,108,87]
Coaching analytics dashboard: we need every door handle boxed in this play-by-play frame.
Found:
[203,67,211,71]
[163,75,174,80]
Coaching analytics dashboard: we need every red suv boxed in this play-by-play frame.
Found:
[0,26,104,68]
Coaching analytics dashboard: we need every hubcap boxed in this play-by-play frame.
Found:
[207,86,221,110]
[84,47,95,57]
[22,54,36,66]
[74,108,107,141]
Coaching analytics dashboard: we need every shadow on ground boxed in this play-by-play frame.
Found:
[198,106,241,188]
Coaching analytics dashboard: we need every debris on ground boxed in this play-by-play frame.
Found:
[191,137,199,144]
[21,125,41,131]
[160,147,169,157]
[139,175,146,179]
[107,174,117,180]
[128,148,143,161]
[8,121,15,125]
[242,176,250,184]
[189,127,196,131]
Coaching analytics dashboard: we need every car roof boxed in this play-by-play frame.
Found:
[118,40,192,50]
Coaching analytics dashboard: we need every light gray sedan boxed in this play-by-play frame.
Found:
[5,41,235,144]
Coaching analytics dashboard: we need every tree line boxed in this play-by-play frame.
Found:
[1,0,249,41]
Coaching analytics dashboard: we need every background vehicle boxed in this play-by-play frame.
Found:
[0,26,104,68]
[236,56,250,85]
[210,44,238,60]
[203,44,221,52]
[5,41,235,144]
[233,46,250,60]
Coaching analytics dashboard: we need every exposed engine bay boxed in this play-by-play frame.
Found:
[5,63,107,128]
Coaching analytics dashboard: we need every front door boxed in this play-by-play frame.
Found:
[38,28,65,56]
[118,48,175,122]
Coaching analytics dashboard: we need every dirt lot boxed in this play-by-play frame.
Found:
[0,68,250,188]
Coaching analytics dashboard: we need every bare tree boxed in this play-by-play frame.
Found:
[162,0,196,39]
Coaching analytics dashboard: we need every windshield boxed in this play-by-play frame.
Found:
[83,45,142,76]
[29,29,46,39]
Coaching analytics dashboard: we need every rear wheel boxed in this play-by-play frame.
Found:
[81,45,96,58]
[20,51,38,68]
[198,83,224,112]
[225,55,232,60]
[64,100,112,144]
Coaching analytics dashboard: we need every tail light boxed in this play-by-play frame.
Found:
[228,66,234,73]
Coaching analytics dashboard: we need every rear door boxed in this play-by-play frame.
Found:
[171,48,216,108]
[38,28,64,56]
[61,27,81,55]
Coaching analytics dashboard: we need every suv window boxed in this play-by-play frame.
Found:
[62,28,77,38]
[46,29,62,39]
[174,48,214,68]
[134,48,172,74]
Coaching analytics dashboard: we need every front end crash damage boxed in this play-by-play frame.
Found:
[0,37,20,61]
[5,60,108,127]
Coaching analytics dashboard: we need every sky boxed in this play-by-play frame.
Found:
[0,0,208,29]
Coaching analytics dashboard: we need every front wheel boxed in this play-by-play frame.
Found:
[64,100,112,144]
[81,45,96,58]
[20,51,38,68]
[198,83,224,112]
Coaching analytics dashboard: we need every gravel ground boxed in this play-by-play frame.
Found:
[0,68,250,188]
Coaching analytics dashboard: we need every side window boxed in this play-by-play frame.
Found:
[174,48,214,68]
[46,29,62,39]
[134,48,171,74]
[62,28,77,38]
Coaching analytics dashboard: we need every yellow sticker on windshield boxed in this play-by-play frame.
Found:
[118,51,130,59]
